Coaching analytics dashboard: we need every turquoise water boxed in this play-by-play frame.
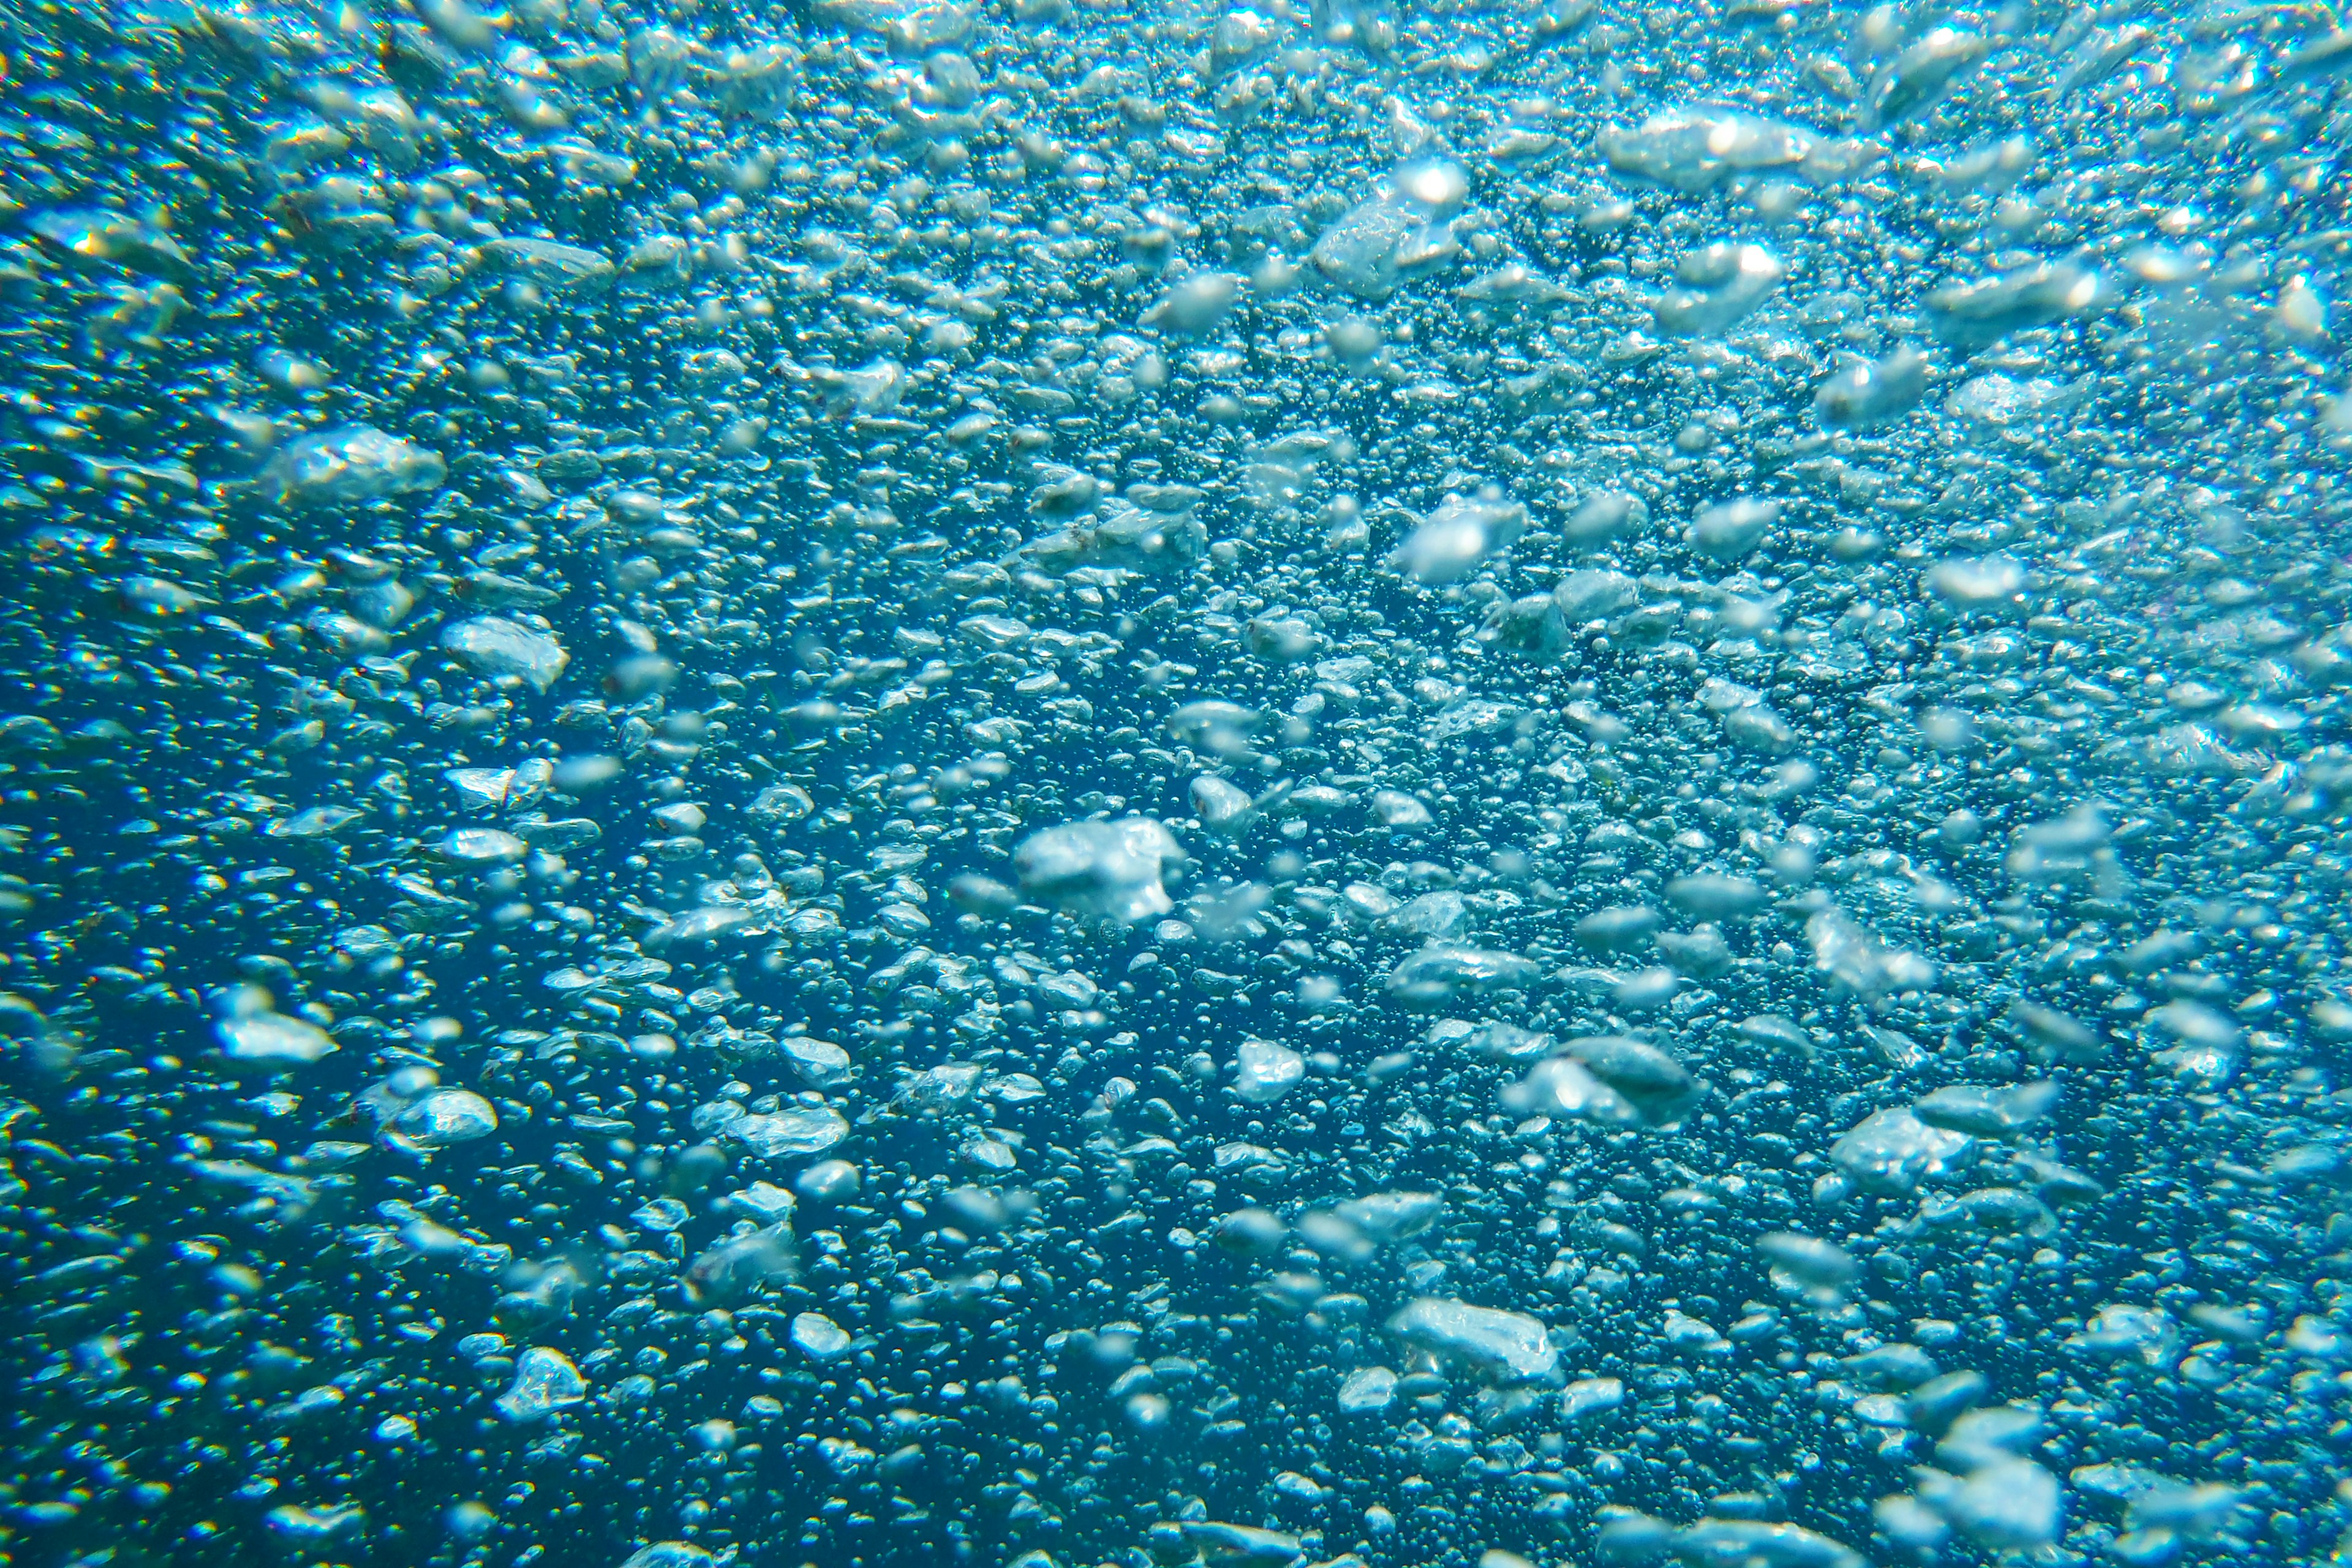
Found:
[2,2,2350,1566]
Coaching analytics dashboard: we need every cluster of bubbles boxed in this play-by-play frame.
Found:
[6,0,2352,1566]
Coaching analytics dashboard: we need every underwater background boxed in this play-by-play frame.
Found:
[4,1,2352,1567]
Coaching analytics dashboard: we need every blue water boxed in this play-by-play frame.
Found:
[1,2,2348,1566]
